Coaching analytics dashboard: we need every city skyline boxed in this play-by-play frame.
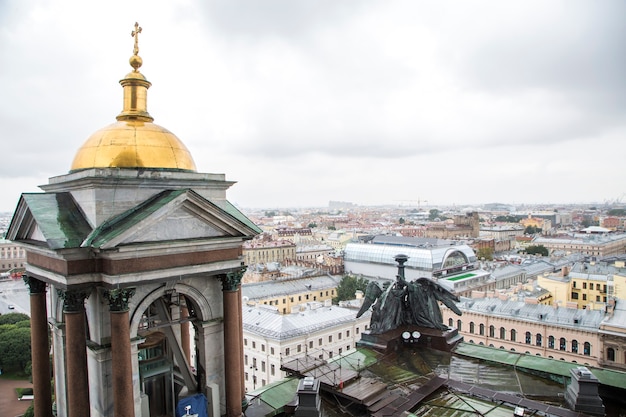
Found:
[1,0,625,213]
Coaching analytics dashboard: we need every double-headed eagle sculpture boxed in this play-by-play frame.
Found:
[356,261,462,334]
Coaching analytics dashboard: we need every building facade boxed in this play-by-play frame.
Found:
[242,303,370,393]
[442,298,605,367]
[0,238,26,272]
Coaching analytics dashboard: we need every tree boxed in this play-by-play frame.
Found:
[524,245,549,257]
[399,217,405,224]
[334,275,369,303]
[0,312,30,325]
[428,209,440,221]
[308,222,317,228]
[0,326,31,371]
[524,225,540,235]
[476,247,494,261]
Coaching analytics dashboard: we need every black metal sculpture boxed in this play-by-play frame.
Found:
[356,254,462,334]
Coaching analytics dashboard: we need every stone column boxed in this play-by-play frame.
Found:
[104,288,136,417]
[58,289,91,417]
[24,276,53,417]
[221,268,245,417]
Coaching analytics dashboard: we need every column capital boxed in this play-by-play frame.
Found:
[23,275,47,294]
[58,288,90,313]
[104,288,136,312]
[220,267,247,292]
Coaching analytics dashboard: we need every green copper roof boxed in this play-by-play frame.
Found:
[212,198,262,234]
[21,193,92,249]
[454,342,626,390]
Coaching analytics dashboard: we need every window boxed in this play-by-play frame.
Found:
[356,327,360,334]
[338,332,342,340]
[449,318,454,327]
[489,325,495,338]
[572,281,577,288]
[261,361,266,372]
[525,332,531,344]
[318,338,322,346]
[571,292,579,300]
[244,338,248,346]
[583,282,587,289]
[253,358,257,367]
[329,335,332,342]
[271,364,275,376]
[560,338,566,351]
[584,342,591,356]
[309,341,313,349]
[252,341,256,349]
[271,347,275,355]
[572,340,578,354]
[297,344,302,353]
[457,320,462,331]
[583,294,587,301]
[479,324,485,335]
[469,322,475,334]
[536,334,542,347]
[607,347,615,361]
[245,355,248,365]
[510,329,516,342]
[499,327,506,340]
[548,336,555,349]
[596,295,601,302]
[346,330,350,337]
[339,348,343,354]
[285,348,290,356]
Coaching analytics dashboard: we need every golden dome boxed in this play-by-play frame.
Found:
[71,23,197,172]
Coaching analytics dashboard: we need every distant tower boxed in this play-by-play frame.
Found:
[7,23,259,417]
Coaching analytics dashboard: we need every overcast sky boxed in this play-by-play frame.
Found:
[1,0,625,213]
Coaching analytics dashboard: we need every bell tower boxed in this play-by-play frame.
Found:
[7,23,259,417]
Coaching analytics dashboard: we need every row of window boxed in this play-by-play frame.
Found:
[1,263,24,269]
[572,281,606,291]
[451,319,593,355]
[571,292,606,302]
[244,327,359,357]
[263,290,335,306]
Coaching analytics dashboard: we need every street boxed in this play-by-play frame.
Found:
[0,278,30,316]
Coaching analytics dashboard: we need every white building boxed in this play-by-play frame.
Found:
[242,301,370,393]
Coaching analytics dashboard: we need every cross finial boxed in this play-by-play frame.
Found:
[131,22,142,56]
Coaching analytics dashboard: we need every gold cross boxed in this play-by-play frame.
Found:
[131,22,142,56]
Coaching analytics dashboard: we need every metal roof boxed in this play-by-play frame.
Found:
[242,275,340,300]
[456,297,604,330]
[242,304,369,340]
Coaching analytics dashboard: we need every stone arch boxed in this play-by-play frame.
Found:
[129,283,214,338]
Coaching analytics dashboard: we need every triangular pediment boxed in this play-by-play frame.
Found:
[6,193,93,249]
[84,189,260,249]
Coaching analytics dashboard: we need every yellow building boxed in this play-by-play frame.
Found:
[242,234,296,266]
[242,275,339,315]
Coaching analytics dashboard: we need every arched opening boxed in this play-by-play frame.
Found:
[607,347,616,362]
[130,284,215,417]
